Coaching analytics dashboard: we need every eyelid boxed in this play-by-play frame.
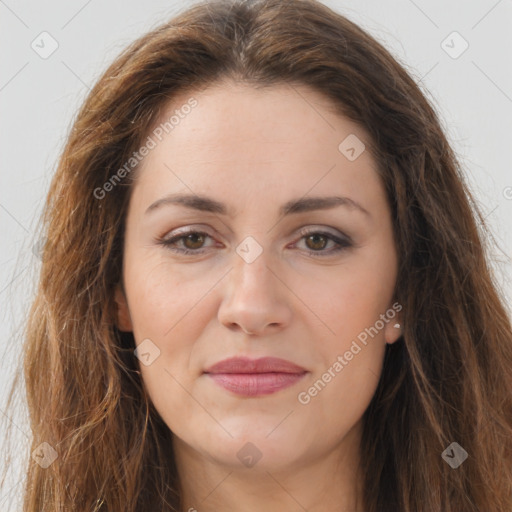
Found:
[159,226,217,246]
[295,225,352,242]
[160,224,349,241]
[157,224,353,256]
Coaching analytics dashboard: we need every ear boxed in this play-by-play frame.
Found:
[114,284,133,332]
[384,310,403,345]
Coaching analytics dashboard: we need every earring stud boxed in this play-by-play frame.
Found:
[393,323,401,329]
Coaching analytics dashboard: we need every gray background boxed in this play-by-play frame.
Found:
[1,0,511,509]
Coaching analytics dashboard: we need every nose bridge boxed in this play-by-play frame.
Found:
[231,235,276,297]
[217,234,291,334]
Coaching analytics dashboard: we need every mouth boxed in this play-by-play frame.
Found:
[203,356,308,397]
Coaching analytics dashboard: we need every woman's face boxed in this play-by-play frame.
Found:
[115,81,402,472]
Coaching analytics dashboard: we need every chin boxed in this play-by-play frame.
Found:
[190,419,311,472]
[207,438,301,473]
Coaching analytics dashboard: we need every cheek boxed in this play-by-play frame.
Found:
[296,277,391,434]
[124,253,217,340]
[123,255,219,422]
[305,259,396,345]
[296,341,385,447]
[130,275,209,439]
[301,251,396,399]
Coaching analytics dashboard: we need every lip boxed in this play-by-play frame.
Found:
[204,357,308,397]
[204,356,307,374]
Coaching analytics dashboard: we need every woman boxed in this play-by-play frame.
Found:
[3,0,512,510]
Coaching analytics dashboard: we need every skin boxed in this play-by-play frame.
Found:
[115,81,403,512]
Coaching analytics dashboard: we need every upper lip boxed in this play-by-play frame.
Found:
[204,356,307,374]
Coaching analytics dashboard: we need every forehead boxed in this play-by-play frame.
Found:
[148,81,368,152]
[130,81,384,215]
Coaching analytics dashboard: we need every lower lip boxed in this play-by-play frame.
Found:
[206,372,307,397]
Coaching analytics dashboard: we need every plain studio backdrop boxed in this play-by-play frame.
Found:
[1,0,511,509]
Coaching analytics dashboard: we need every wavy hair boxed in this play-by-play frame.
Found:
[2,0,511,510]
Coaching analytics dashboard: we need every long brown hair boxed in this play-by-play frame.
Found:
[2,0,511,510]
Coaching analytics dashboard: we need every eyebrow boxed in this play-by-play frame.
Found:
[145,193,371,218]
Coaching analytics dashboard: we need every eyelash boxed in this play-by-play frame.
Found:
[157,227,352,257]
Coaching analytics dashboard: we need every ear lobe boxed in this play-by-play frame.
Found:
[384,313,403,345]
[114,285,133,332]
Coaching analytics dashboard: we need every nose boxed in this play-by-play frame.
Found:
[217,246,292,336]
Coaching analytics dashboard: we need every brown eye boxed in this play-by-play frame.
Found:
[159,228,351,257]
[304,233,329,251]
[295,228,352,257]
[159,230,215,254]
[182,233,207,250]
